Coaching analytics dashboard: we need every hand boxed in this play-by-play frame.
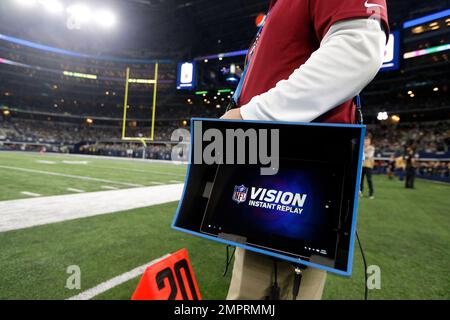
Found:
[220,108,243,120]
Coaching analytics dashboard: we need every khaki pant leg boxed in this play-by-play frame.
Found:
[227,248,327,300]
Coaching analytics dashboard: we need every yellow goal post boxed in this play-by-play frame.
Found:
[121,64,159,146]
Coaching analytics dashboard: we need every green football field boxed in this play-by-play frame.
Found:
[0,151,448,300]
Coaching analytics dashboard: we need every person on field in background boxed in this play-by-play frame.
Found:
[387,154,396,179]
[395,154,406,181]
[404,146,418,189]
[361,135,376,199]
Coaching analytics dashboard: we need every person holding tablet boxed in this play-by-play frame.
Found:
[221,0,389,300]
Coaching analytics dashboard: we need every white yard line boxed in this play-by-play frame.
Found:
[62,160,88,165]
[87,164,186,177]
[0,165,144,187]
[67,255,170,300]
[0,184,184,232]
[20,191,41,197]
[101,186,119,190]
[67,188,85,193]
[36,160,57,164]
[170,180,183,184]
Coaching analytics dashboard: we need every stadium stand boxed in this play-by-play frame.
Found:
[369,121,449,154]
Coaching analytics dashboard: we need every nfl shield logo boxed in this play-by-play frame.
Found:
[232,185,248,204]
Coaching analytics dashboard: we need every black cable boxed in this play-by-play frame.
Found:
[223,245,236,277]
[355,97,368,300]
[292,266,303,300]
[268,259,280,300]
[356,230,369,300]
[274,259,278,284]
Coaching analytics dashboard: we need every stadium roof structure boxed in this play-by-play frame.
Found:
[0,0,447,59]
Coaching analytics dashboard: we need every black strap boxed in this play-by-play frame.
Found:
[355,95,364,125]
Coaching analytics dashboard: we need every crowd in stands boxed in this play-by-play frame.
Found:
[0,119,185,143]
[417,161,450,178]
[2,117,449,160]
[374,159,450,178]
[2,42,176,82]
[363,94,449,115]
[0,118,183,159]
[2,93,227,119]
[1,120,116,144]
[78,142,172,160]
[2,117,450,182]
[368,121,450,155]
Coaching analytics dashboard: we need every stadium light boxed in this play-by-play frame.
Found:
[404,44,450,59]
[40,0,63,14]
[3,110,11,116]
[377,112,389,121]
[96,9,117,28]
[67,3,92,24]
[391,115,401,123]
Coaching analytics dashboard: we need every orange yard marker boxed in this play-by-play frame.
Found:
[132,248,201,300]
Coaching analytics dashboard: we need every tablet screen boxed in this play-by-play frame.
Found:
[200,159,345,262]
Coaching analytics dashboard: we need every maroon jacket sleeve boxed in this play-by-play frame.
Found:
[310,0,390,41]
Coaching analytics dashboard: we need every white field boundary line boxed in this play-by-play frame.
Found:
[0,165,144,188]
[0,184,184,232]
[86,164,186,178]
[20,191,41,197]
[36,160,57,164]
[67,255,170,300]
[55,153,189,165]
[0,150,188,165]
